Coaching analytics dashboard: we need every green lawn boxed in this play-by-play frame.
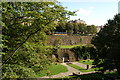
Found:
[48,69,119,80]
[105,71,119,77]
[37,63,68,77]
[79,59,94,65]
[75,73,105,79]
[48,72,118,80]
[60,45,80,48]
[49,73,106,80]
[68,64,95,72]
[46,44,86,48]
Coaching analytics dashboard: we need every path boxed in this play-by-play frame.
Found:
[40,62,96,79]
[41,63,81,78]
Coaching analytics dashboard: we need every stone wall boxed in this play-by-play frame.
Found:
[55,48,76,63]
[47,35,92,45]
[49,35,93,62]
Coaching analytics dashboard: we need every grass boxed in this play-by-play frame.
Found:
[68,64,95,72]
[37,63,68,77]
[43,68,119,80]
[46,44,87,48]
[48,72,119,80]
[105,71,119,77]
[76,73,105,79]
[48,70,119,80]
[60,45,80,48]
[48,73,106,80]
[79,59,94,65]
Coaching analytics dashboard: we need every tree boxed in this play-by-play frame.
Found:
[92,14,120,76]
[78,23,87,35]
[55,22,67,32]
[66,22,74,35]
[86,25,97,35]
[54,19,97,36]
[72,45,96,61]
[73,23,79,34]
[2,2,75,78]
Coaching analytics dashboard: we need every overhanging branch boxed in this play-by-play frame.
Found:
[1,18,57,67]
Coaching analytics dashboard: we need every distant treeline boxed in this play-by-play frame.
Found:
[53,20,97,35]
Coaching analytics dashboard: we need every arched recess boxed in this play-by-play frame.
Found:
[63,53,69,62]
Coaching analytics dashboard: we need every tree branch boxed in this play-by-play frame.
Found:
[1,18,57,67]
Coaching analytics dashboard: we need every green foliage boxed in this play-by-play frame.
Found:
[2,42,52,78]
[2,2,74,78]
[2,2,74,52]
[55,22,67,32]
[86,25,97,35]
[55,19,97,35]
[92,14,120,75]
[79,60,94,65]
[66,22,74,35]
[78,23,87,35]
[71,45,97,60]
[3,64,36,78]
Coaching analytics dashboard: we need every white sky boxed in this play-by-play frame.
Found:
[61,1,119,26]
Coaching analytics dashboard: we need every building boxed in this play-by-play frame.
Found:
[74,18,86,24]
[96,26,103,32]
[68,18,86,24]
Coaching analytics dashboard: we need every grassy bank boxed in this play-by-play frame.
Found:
[68,64,95,72]
[49,73,106,80]
[79,59,94,65]
[46,44,88,48]
[37,63,68,77]
[60,45,80,48]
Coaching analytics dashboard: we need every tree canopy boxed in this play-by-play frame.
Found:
[92,14,120,76]
[54,20,97,35]
[2,2,75,78]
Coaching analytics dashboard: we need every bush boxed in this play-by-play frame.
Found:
[3,64,36,79]
[71,45,97,60]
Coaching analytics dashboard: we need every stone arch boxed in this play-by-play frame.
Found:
[63,53,69,62]
[57,48,76,63]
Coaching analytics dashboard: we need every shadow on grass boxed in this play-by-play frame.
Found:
[5,72,120,80]
[51,73,105,80]
[3,73,104,80]
[50,72,120,80]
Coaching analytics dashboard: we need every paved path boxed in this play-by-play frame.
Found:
[40,62,96,79]
[41,63,81,78]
